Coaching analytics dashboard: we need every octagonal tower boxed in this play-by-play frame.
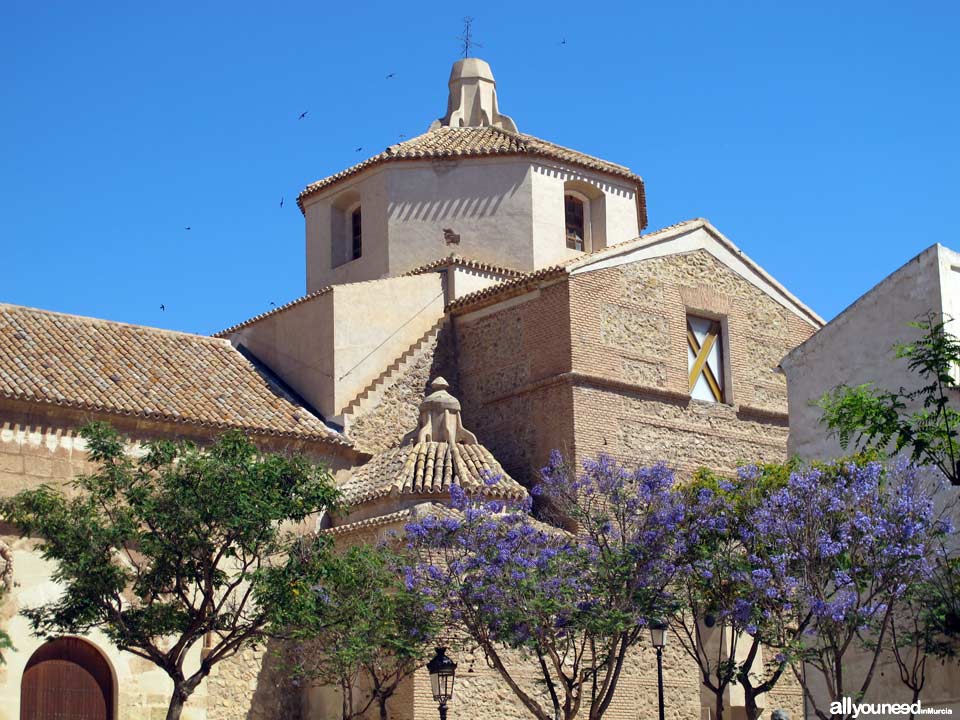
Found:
[298,59,647,293]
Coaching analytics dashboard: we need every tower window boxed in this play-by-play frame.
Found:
[687,315,725,403]
[350,206,362,260]
[565,194,586,251]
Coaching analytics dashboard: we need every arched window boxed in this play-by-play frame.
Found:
[565,193,587,251]
[350,205,362,260]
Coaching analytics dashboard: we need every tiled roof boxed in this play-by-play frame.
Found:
[326,502,459,536]
[404,254,525,278]
[339,440,527,506]
[0,303,349,445]
[296,126,645,211]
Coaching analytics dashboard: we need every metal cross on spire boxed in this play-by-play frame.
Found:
[458,17,482,58]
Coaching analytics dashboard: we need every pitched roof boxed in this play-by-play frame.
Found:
[447,218,824,328]
[326,502,459,536]
[0,303,349,445]
[296,126,646,221]
[339,439,527,506]
[404,254,525,278]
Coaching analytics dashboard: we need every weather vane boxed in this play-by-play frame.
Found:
[458,17,482,58]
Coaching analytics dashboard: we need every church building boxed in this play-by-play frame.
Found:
[0,58,822,719]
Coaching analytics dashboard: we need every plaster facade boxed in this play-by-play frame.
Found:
[223,273,446,420]
[781,243,960,716]
[782,243,960,460]
[304,158,640,291]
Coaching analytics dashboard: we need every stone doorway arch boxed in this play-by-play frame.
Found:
[20,637,115,720]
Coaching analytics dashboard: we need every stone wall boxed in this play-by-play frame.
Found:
[206,642,302,720]
[453,282,575,485]
[0,408,356,720]
[347,322,458,454]
[567,251,815,474]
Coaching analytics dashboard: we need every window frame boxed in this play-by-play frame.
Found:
[564,190,591,252]
[686,314,728,404]
[347,201,362,261]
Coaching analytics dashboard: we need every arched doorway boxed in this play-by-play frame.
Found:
[21,637,114,720]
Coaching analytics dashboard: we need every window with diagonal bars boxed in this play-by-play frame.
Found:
[687,316,725,403]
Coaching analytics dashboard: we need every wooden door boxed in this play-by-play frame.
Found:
[21,637,112,720]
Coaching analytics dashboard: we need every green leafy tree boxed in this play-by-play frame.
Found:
[1,422,340,720]
[818,312,960,485]
[277,543,440,720]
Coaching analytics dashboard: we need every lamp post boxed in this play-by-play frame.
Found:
[650,622,667,720]
[427,646,457,720]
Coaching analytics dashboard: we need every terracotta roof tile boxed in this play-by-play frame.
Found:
[0,303,349,445]
[326,502,459,536]
[404,254,525,278]
[339,440,527,506]
[296,126,644,210]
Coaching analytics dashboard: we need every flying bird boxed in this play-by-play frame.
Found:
[160,304,165,312]
[270,301,276,307]
[298,111,308,120]
[184,226,191,231]
[355,146,363,152]
[559,38,567,45]
[385,73,396,79]
[280,196,284,208]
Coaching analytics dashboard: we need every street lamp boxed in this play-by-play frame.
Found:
[650,622,667,720]
[427,646,457,720]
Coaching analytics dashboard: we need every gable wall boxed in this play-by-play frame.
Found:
[567,250,816,475]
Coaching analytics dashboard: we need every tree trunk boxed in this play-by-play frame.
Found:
[715,692,725,720]
[908,686,921,720]
[743,690,761,720]
[166,686,188,720]
[378,695,389,720]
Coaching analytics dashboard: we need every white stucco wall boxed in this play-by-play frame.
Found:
[330,274,445,415]
[781,243,960,717]
[305,171,390,293]
[448,265,511,301]
[227,274,444,420]
[781,244,952,460]
[228,290,336,419]
[303,157,643,290]
[384,158,535,274]
[530,162,640,268]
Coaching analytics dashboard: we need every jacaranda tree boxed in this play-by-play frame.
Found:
[747,458,949,720]
[1,422,341,720]
[672,462,799,720]
[404,453,691,720]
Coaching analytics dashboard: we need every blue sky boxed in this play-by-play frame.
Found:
[2,1,958,335]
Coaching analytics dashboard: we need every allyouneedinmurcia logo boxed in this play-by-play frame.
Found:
[831,697,953,717]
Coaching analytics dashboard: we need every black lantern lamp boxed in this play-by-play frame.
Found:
[427,646,457,719]
[649,621,667,720]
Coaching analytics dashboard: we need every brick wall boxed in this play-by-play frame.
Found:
[454,281,575,485]
[567,250,816,474]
